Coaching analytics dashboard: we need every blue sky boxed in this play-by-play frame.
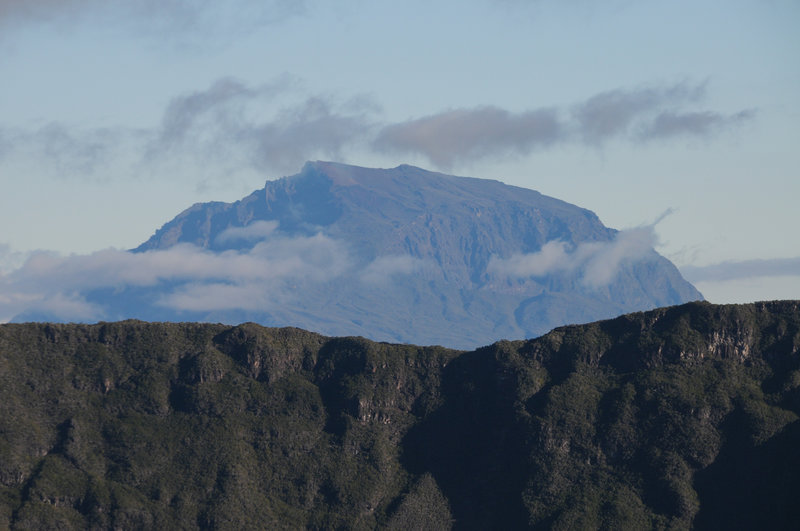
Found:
[0,0,798,307]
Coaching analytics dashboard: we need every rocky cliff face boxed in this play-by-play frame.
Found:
[122,161,700,347]
[1,301,798,529]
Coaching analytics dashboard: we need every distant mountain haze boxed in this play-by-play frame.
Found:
[131,162,702,346]
[16,162,701,348]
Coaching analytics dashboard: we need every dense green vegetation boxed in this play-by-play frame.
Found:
[1,301,799,529]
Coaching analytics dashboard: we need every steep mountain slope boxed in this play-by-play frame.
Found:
[1,301,798,529]
[115,161,700,347]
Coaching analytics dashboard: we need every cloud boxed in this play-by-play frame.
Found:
[153,77,280,153]
[680,257,800,283]
[245,96,377,173]
[360,255,434,285]
[151,80,750,171]
[23,292,100,322]
[572,82,704,145]
[573,83,754,145]
[374,82,753,167]
[0,79,754,184]
[0,123,139,181]
[0,229,353,322]
[0,0,309,42]
[374,106,562,168]
[0,231,449,321]
[0,77,376,182]
[159,281,273,312]
[578,225,659,287]
[485,240,571,278]
[638,109,755,140]
[0,244,30,274]
[146,77,376,175]
[488,215,665,288]
[32,123,142,177]
[0,0,96,23]
[215,221,280,245]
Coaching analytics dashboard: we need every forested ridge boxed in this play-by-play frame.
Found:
[1,300,799,529]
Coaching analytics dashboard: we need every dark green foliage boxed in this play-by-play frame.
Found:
[1,301,799,529]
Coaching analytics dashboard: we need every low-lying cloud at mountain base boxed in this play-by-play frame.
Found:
[2,162,701,348]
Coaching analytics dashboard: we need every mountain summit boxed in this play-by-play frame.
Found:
[126,162,701,347]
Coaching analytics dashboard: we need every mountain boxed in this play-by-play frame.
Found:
[78,161,700,348]
[1,301,798,529]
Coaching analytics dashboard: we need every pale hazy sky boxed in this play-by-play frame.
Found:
[1,0,798,304]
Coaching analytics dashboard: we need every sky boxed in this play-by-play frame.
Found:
[0,0,798,310]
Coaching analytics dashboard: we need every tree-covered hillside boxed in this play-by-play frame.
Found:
[1,301,798,529]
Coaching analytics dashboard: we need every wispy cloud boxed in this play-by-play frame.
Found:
[0,227,442,322]
[360,255,434,285]
[487,213,667,288]
[244,96,377,173]
[681,257,800,283]
[159,281,273,312]
[0,228,354,322]
[578,225,660,287]
[0,0,97,23]
[0,0,310,43]
[0,77,376,181]
[0,79,754,183]
[374,106,561,168]
[487,240,573,279]
[215,220,280,245]
[572,82,703,145]
[141,76,377,175]
[152,77,284,153]
[374,82,754,167]
[7,238,347,292]
[0,123,144,181]
[638,109,755,141]
[0,244,30,274]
